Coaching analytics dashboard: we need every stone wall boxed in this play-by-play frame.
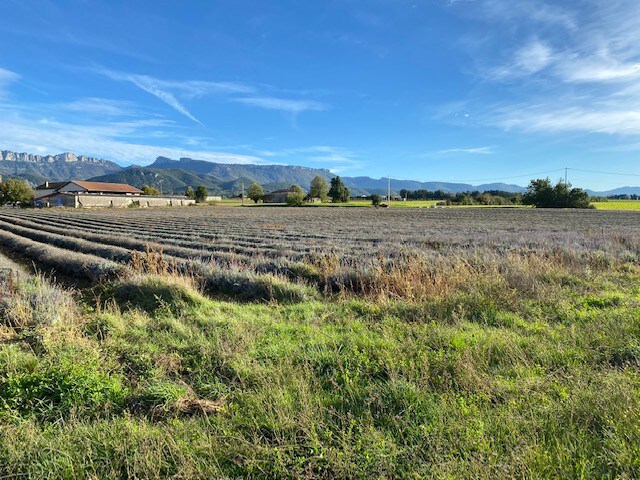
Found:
[43,194,195,208]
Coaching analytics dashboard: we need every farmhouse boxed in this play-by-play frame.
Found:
[262,188,293,203]
[263,186,310,203]
[35,180,142,199]
[34,180,195,208]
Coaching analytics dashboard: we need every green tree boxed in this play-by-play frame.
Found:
[194,185,209,203]
[247,182,265,203]
[286,184,306,206]
[523,178,590,208]
[309,176,329,202]
[185,186,195,199]
[141,185,160,196]
[328,176,350,203]
[0,178,34,205]
[371,194,382,206]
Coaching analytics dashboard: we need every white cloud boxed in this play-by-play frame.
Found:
[0,115,263,165]
[488,40,553,80]
[232,96,329,114]
[95,67,327,124]
[60,97,138,116]
[95,69,255,125]
[480,0,577,30]
[0,67,19,98]
[438,146,494,154]
[493,103,640,136]
[464,1,640,138]
[126,74,203,125]
[557,56,640,83]
[274,145,364,172]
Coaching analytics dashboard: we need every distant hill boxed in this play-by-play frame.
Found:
[586,186,640,197]
[342,177,525,195]
[0,150,122,184]
[88,167,293,197]
[149,156,526,195]
[15,149,640,197]
[151,156,334,186]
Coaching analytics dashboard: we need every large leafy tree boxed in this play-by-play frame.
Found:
[247,182,265,203]
[194,185,209,203]
[0,179,34,204]
[309,176,329,202]
[286,184,306,206]
[185,186,195,199]
[523,178,590,208]
[328,176,350,203]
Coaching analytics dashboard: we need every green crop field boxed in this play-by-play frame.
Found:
[1,206,640,478]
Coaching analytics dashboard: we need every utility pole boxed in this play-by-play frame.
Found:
[241,181,245,206]
[387,175,391,206]
[565,167,568,186]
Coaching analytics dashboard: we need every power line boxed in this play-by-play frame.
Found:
[455,168,565,183]
[568,167,640,178]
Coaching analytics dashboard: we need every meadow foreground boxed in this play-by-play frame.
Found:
[0,207,639,478]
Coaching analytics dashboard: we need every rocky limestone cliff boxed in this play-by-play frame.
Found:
[1,150,116,165]
[0,149,123,184]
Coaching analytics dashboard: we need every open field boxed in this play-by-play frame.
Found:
[592,199,640,210]
[1,206,640,478]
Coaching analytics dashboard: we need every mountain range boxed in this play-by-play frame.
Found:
[0,150,121,185]
[2,148,639,196]
[91,156,526,196]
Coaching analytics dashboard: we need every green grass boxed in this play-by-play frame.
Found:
[1,260,640,478]
[592,200,640,210]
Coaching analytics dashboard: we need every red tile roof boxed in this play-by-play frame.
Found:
[70,181,142,194]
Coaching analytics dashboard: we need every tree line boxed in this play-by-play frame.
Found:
[247,176,350,205]
[400,178,592,208]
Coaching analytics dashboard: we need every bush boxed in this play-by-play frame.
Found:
[202,269,317,303]
[0,352,128,419]
[141,185,160,196]
[286,191,305,206]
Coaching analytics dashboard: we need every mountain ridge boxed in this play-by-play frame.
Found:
[0,150,122,184]
[4,148,640,196]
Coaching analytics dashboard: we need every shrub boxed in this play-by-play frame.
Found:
[202,269,317,303]
[141,185,160,196]
[0,352,128,419]
[0,274,78,329]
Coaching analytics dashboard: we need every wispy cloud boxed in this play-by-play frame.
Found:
[96,69,204,125]
[0,114,263,165]
[438,146,494,154]
[127,74,203,125]
[488,40,554,80]
[274,145,363,173]
[0,67,19,99]
[464,1,640,138]
[60,97,139,117]
[232,96,329,114]
[95,67,327,124]
[478,0,577,31]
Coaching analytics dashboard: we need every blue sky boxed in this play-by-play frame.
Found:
[1,0,640,189]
